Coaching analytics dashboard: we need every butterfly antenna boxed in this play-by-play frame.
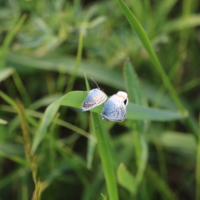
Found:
[91,77,100,89]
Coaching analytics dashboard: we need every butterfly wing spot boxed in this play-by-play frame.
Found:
[83,103,96,108]
[116,95,125,99]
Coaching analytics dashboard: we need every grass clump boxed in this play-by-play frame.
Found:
[0,0,199,200]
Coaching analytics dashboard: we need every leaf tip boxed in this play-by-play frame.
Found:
[181,109,189,117]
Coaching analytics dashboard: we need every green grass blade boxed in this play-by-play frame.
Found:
[31,91,186,153]
[0,151,27,165]
[84,76,97,170]
[31,96,68,153]
[92,113,119,200]
[31,92,95,153]
[196,116,200,200]
[156,0,178,22]
[7,53,124,90]
[0,143,26,166]
[147,167,177,200]
[84,75,119,200]
[146,166,178,200]
[12,71,31,105]
[116,0,185,113]
[117,163,136,195]
[157,131,196,154]
[196,140,200,199]
[0,118,8,125]
[101,193,107,200]
[61,91,186,121]
[0,68,14,82]
[66,31,83,93]
[123,58,147,106]
[126,104,186,121]
[86,115,96,169]
[0,143,24,157]
[162,14,200,33]
[123,59,148,191]
[0,167,28,190]
[42,163,71,190]
[6,53,193,112]
[0,15,26,68]
[29,94,62,110]
[0,91,18,110]
[178,78,200,95]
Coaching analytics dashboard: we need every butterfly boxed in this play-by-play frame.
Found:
[101,91,128,122]
[82,78,107,111]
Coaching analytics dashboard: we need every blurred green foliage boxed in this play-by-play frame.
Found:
[0,0,200,200]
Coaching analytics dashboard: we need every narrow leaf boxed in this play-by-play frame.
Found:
[85,75,119,200]
[123,58,147,106]
[85,75,96,169]
[116,0,185,113]
[31,91,186,152]
[0,118,8,125]
[162,15,200,33]
[92,113,119,200]
[123,59,148,191]
[31,97,64,153]
[101,193,107,200]
[0,143,25,157]
[117,163,136,195]
[146,166,178,200]
[0,15,27,68]
[0,68,14,82]
[196,117,200,200]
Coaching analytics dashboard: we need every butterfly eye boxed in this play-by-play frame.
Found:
[124,98,128,106]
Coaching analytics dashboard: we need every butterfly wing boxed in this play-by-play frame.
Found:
[102,95,126,122]
[82,89,107,111]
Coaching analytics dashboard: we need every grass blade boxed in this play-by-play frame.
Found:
[123,58,147,106]
[84,75,119,200]
[126,104,186,121]
[0,143,24,157]
[12,71,31,106]
[92,113,119,200]
[162,14,200,33]
[0,91,18,110]
[31,90,187,152]
[101,193,107,200]
[7,53,193,112]
[197,146,200,200]
[7,53,124,90]
[123,59,148,192]
[0,68,14,82]
[0,118,8,125]
[146,166,178,200]
[196,116,200,200]
[116,0,185,113]
[31,90,186,153]
[156,0,178,23]
[156,131,196,155]
[61,91,186,121]
[0,15,26,68]
[117,163,136,195]
[86,116,96,169]
[31,97,67,153]
[66,31,83,93]
[84,76,97,169]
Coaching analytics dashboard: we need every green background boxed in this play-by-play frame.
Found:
[0,0,199,200]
